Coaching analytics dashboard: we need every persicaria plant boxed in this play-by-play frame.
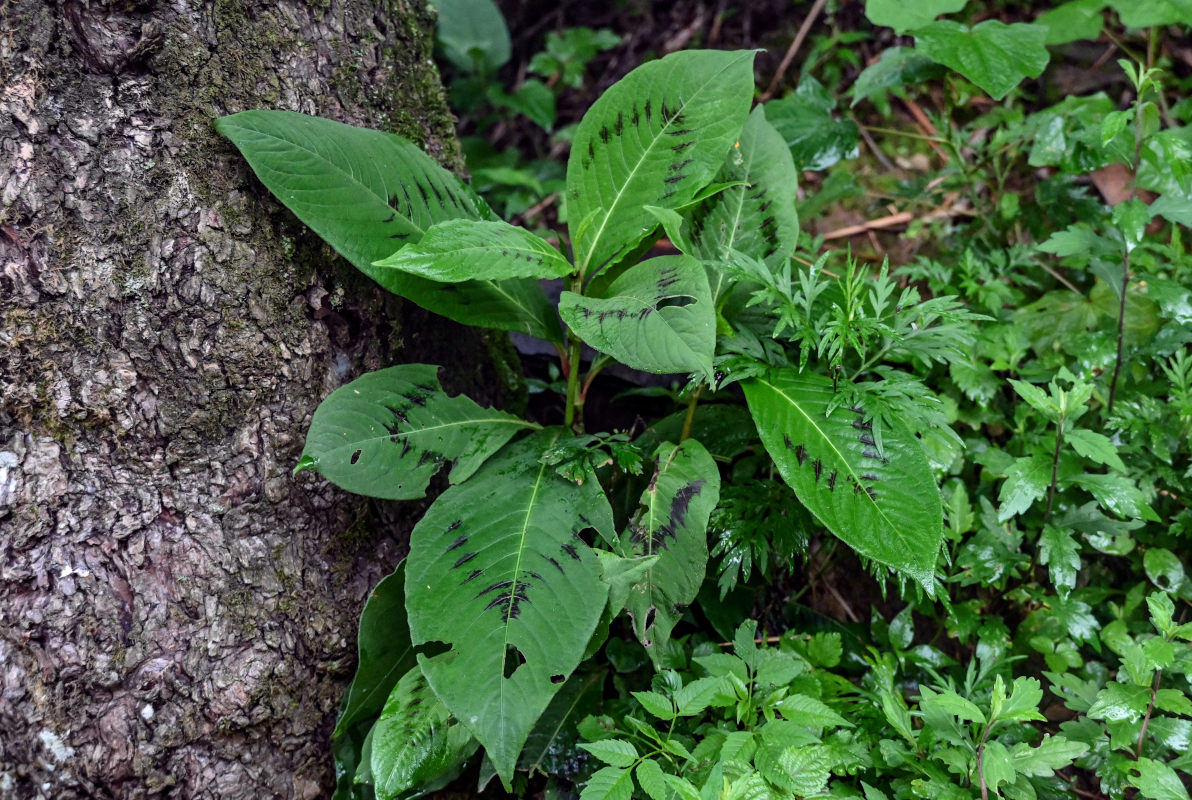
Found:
[218,48,968,795]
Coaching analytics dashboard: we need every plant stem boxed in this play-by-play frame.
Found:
[1136,668,1162,759]
[679,385,703,443]
[976,723,993,800]
[563,274,585,433]
[1045,420,1064,521]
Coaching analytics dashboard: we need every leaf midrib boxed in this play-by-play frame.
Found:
[319,415,540,458]
[757,376,921,559]
[577,56,745,274]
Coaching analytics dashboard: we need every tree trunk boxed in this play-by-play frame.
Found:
[0,2,514,797]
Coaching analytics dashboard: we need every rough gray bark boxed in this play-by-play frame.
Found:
[0,1,516,796]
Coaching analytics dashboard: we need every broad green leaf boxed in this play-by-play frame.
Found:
[920,685,986,724]
[1088,682,1151,722]
[334,566,414,738]
[1066,429,1127,472]
[1130,757,1192,800]
[1144,548,1186,592]
[765,77,860,171]
[636,760,669,800]
[1069,473,1160,521]
[997,454,1051,522]
[1108,0,1192,27]
[742,370,943,588]
[370,665,478,799]
[214,110,561,340]
[373,218,572,281]
[622,439,721,651]
[688,106,799,270]
[1037,224,1116,261]
[581,766,636,800]
[675,676,730,716]
[914,21,1050,100]
[992,676,1046,723]
[851,47,949,105]
[1039,525,1081,598]
[759,744,831,797]
[775,694,851,729]
[405,431,615,786]
[1009,735,1089,777]
[632,690,677,720]
[864,0,968,33]
[980,741,1016,796]
[298,364,538,501]
[579,739,640,768]
[567,49,755,275]
[560,256,716,381]
[428,0,510,73]
[1036,0,1106,44]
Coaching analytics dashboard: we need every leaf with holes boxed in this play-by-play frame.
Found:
[688,106,799,292]
[559,255,716,381]
[214,110,561,340]
[742,369,942,588]
[369,664,478,799]
[405,430,615,787]
[334,565,414,739]
[372,218,573,282]
[297,364,538,501]
[620,439,720,651]
[566,49,755,276]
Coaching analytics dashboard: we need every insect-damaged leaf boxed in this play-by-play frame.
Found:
[688,106,800,271]
[214,110,561,341]
[373,218,573,282]
[405,430,615,787]
[620,440,720,653]
[559,255,716,381]
[297,364,538,501]
[742,369,942,589]
[369,663,478,799]
[566,49,755,276]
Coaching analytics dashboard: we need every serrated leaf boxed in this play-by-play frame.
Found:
[997,454,1051,522]
[334,566,414,739]
[920,685,987,724]
[1069,473,1160,521]
[663,774,702,800]
[759,744,831,797]
[581,766,636,800]
[675,676,729,716]
[371,664,478,799]
[914,20,1050,100]
[996,677,1046,723]
[633,690,677,721]
[1066,429,1127,471]
[567,49,755,275]
[775,694,852,729]
[298,364,538,500]
[1037,224,1116,261]
[214,110,560,340]
[373,218,572,281]
[579,739,640,768]
[851,46,948,105]
[406,431,615,786]
[1129,757,1192,800]
[1009,735,1089,777]
[622,439,721,650]
[980,740,1016,796]
[1088,682,1152,722]
[688,106,799,271]
[1039,525,1081,598]
[864,0,969,33]
[560,255,716,381]
[636,760,669,800]
[742,369,943,588]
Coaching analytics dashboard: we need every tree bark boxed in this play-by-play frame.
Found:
[0,1,514,797]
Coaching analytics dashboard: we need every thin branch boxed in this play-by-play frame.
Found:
[760,0,828,101]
